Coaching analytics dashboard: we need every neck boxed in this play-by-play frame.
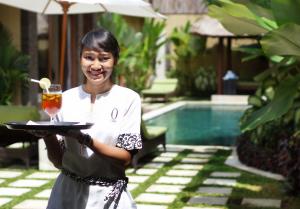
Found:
[84,81,113,103]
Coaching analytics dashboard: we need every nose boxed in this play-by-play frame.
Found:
[91,59,103,70]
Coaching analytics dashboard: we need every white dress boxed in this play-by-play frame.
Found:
[47,84,142,209]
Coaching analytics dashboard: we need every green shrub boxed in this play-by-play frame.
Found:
[0,23,29,105]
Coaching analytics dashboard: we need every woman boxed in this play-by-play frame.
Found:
[44,28,142,209]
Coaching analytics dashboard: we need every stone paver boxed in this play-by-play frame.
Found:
[173,164,204,170]
[152,156,174,163]
[12,199,48,209]
[135,168,158,175]
[0,198,12,206]
[26,172,59,179]
[242,198,281,208]
[186,153,213,158]
[181,158,209,164]
[144,162,165,169]
[162,146,184,152]
[0,171,22,178]
[135,193,177,204]
[203,178,237,187]
[210,172,241,178]
[166,169,198,177]
[126,168,136,174]
[192,148,218,154]
[0,187,31,196]
[146,184,185,193]
[197,186,232,195]
[159,152,178,158]
[137,204,168,209]
[35,189,52,198]
[156,176,192,185]
[9,179,49,188]
[128,175,149,183]
[127,183,139,191]
[188,196,228,205]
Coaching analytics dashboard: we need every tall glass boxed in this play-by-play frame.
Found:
[41,84,62,123]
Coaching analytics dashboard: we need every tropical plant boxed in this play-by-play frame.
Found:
[97,14,166,92]
[168,21,207,96]
[207,0,300,133]
[0,23,29,105]
[207,0,300,194]
[194,66,216,96]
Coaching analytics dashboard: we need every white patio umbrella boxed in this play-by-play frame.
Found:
[0,0,165,85]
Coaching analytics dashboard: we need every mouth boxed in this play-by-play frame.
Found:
[88,70,105,79]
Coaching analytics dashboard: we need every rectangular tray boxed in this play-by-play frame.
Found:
[5,121,93,131]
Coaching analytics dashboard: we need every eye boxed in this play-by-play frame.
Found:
[99,56,111,62]
[83,54,95,61]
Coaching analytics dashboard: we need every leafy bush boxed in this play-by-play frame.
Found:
[0,23,29,105]
[98,14,166,93]
[168,21,208,96]
[194,66,216,96]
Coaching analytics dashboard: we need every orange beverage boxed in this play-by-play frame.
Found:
[42,93,62,118]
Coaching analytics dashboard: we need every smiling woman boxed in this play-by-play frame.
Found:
[35,27,142,209]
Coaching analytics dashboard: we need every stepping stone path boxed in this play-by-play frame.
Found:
[0,187,31,196]
[166,169,198,177]
[156,176,192,185]
[0,170,22,178]
[0,145,283,208]
[159,152,178,158]
[9,179,49,188]
[26,172,59,179]
[12,199,48,209]
[128,183,139,191]
[35,189,52,198]
[152,156,174,163]
[242,198,281,208]
[137,204,168,209]
[0,198,12,206]
[181,157,209,164]
[146,184,185,193]
[135,193,177,204]
[173,164,204,170]
[135,168,158,175]
[128,175,149,183]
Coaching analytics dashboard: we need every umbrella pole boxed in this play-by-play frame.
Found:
[59,2,70,87]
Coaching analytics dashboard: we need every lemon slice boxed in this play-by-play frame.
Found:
[39,78,51,90]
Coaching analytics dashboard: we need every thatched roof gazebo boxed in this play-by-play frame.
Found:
[190,15,259,94]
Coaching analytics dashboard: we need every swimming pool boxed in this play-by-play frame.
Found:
[145,104,247,146]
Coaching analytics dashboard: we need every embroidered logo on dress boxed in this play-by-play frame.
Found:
[111,108,118,122]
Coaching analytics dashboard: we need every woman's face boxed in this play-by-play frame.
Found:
[80,48,115,85]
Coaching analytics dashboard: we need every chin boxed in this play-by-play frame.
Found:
[89,77,107,84]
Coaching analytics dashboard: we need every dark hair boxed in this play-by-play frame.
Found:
[80,28,120,63]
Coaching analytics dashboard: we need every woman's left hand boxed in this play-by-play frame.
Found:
[57,130,93,147]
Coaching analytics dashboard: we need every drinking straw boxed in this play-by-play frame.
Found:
[29,78,49,93]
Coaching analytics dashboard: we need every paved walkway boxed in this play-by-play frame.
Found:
[0,145,282,209]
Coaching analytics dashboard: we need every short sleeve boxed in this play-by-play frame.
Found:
[116,93,142,152]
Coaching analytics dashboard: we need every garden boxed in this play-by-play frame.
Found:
[1,0,300,207]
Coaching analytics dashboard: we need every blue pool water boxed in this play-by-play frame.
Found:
[146,105,247,146]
